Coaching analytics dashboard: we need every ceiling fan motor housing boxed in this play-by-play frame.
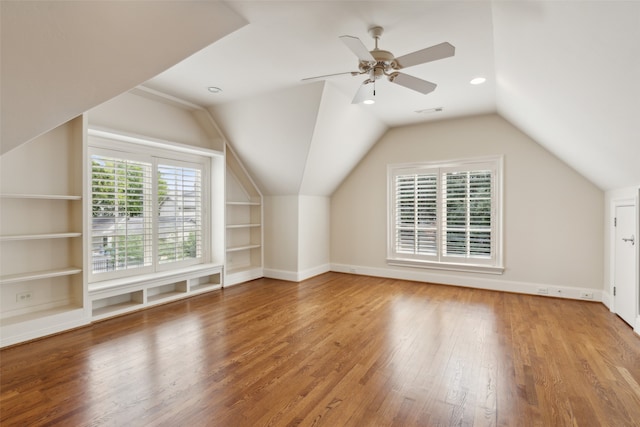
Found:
[359,49,396,78]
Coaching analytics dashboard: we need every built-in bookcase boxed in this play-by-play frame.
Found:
[0,115,88,347]
[225,144,263,286]
[0,89,263,347]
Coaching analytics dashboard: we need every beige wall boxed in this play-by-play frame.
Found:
[88,91,220,150]
[331,114,604,296]
[264,195,331,281]
[298,195,331,273]
[264,196,300,275]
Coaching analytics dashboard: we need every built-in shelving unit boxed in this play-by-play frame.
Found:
[0,115,88,347]
[89,264,222,321]
[0,89,239,347]
[225,144,263,286]
[0,268,84,285]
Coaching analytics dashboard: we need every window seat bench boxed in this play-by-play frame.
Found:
[88,264,223,321]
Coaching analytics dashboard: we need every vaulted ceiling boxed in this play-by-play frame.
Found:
[3,1,639,194]
[145,0,640,194]
[0,0,247,154]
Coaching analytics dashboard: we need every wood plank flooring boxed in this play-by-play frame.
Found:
[2,273,640,426]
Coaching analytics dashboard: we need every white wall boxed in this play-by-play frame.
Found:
[88,90,221,150]
[298,196,331,275]
[331,114,605,299]
[264,196,300,278]
[264,195,330,281]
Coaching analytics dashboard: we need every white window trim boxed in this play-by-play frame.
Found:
[387,156,504,274]
[87,130,214,283]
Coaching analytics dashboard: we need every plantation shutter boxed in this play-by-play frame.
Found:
[393,171,438,259]
[157,162,203,265]
[91,154,153,274]
[442,169,493,260]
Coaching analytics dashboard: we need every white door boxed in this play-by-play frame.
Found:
[614,204,637,327]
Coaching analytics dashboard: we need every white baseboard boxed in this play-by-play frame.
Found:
[224,268,263,287]
[636,316,640,337]
[330,263,604,302]
[299,264,331,281]
[263,268,299,282]
[601,290,612,310]
[264,264,331,282]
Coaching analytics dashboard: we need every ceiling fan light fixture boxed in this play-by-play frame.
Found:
[363,99,375,105]
[470,77,486,85]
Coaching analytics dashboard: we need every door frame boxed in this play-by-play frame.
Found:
[610,195,639,334]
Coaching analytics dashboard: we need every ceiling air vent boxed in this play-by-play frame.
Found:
[415,107,443,114]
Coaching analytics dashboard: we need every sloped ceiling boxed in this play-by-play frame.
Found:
[299,83,388,196]
[0,0,247,154]
[145,0,640,195]
[210,81,387,196]
[492,1,640,191]
[210,83,325,195]
[4,1,638,194]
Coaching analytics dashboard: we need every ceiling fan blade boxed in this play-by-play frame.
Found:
[339,35,375,63]
[394,42,455,69]
[389,73,437,95]
[351,80,374,104]
[301,71,359,81]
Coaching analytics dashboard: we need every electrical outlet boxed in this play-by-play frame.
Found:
[580,291,594,300]
[16,291,32,303]
[537,287,548,295]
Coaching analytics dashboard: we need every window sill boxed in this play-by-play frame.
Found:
[387,258,504,275]
[88,263,223,294]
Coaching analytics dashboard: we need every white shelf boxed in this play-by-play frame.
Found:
[147,291,185,304]
[191,282,222,293]
[226,223,261,229]
[0,304,84,328]
[227,201,260,206]
[0,193,82,200]
[92,301,143,319]
[0,267,82,285]
[0,232,82,241]
[227,244,261,252]
[225,264,260,275]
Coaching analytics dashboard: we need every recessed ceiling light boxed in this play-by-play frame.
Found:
[207,86,222,93]
[470,77,486,85]
[363,99,375,105]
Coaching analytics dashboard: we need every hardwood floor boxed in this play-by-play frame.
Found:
[2,273,640,426]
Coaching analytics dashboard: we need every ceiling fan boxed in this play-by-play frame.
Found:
[303,26,455,104]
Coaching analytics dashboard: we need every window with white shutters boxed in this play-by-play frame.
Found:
[90,144,209,282]
[157,162,203,265]
[388,157,503,273]
[394,173,438,258]
[91,153,153,276]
